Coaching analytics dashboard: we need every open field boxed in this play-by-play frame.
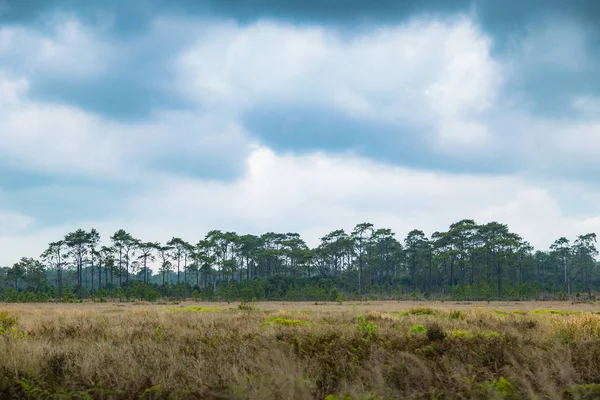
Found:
[4,300,600,314]
[3,301,600,399]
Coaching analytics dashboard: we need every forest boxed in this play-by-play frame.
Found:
[1,219,598,302]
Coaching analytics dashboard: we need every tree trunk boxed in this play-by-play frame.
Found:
[118,249,122,288]
[91,255,94,296]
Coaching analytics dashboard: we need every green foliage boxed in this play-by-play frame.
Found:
[479,377,516,399]
[450,329,475,339]
[483,331,504,340]
[1,219,600,303]
[151,324,164,342]
[409,323,426,334]
[324,395,353,400]
[267,317,308,327]
[530,309,578,316]
[564,383,600,399]
[356,316,378,336]
[330,287,340,303]
[0,310,19,336]
[401,307,436,316]
[123,281,160,302]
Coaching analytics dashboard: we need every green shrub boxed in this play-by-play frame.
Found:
[530,309,577,316]
[450,329,475,339]
[409,323,426,334]
[479,377,516,399]
[564,383,600,399]
[0,311,19,336]
[330,287,341,303]
[356,316,378,336]
[267,317,307,327]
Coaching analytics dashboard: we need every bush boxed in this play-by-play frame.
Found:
[267,317,307,327]
[479,377,517,399]
[356,316,377,337]
[409,323,426,334]
[330,287,341,303]
[0,311,20,336]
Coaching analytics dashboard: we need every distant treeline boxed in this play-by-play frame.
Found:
[0,220,598,302]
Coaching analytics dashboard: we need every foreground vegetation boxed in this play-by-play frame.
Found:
[3,301,600,399]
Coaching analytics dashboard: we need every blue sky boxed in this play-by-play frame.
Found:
[1,0,600,265]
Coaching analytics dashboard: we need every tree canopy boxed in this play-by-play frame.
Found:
[1,221,598,302]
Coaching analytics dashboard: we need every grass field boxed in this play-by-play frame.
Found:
[3,301,600,399]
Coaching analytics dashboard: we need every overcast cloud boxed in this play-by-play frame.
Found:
[1,0,599,266]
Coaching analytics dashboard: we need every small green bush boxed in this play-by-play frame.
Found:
[409,323,426,334]
[267,317,307,327]
[0,311,19,336]
[356,316,378,336]
[479,377,516,399]
[531,309,580,316]
[450,329,475,339]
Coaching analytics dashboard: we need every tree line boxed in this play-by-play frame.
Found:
[1,220,598,302]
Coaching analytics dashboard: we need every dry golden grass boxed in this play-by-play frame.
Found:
[2,301,600,399]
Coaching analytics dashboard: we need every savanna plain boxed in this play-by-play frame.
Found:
[3,301,600,399]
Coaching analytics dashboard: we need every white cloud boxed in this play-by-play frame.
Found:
[123,148,600,251]
[0,73,252,180]
[178,17,501,150]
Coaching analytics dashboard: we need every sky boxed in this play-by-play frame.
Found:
[1,0,600,266]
